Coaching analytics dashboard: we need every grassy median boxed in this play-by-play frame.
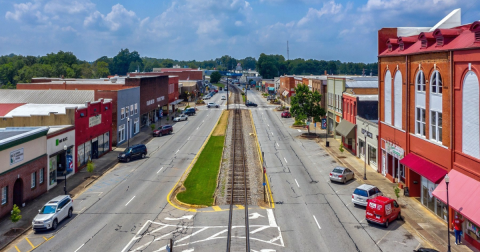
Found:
[213,83,225,88]
[176,111,229,206]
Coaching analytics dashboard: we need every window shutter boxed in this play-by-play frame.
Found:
[462,71,480,159]
[394,71,403,129]
[436,37,444,47]
[475,32,480,42]
[384,71,392,124]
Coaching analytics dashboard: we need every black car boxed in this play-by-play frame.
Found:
[118,144,147,162]
[183,108,196,116]
[245,101,258,107]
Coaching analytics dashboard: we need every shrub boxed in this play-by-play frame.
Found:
[10,204,21,223]
[339,143,345,153]
[87,161,95,173]
[150,124,156,131]
[394,185,400,201]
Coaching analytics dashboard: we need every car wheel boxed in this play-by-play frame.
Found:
[52,219,58,230]
[126,157,130,162]
[366,220,371,224]
[169,131,172,135]
[141,153,146,159]
[68,208,73,218]
[397,213,402,221]
[343,178,346,184]
[384,220,389,228]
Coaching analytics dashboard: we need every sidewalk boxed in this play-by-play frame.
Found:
[310,127,478,252]
[0,117,168,250]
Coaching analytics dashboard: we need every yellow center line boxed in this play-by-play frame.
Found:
[25,237,35,248]
[15,245,21,252]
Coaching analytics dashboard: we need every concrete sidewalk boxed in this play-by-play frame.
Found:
[0,116,172,250]
[310,127,478,252]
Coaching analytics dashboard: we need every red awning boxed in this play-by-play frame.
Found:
[433,170,480,227]
[400,153,447,184]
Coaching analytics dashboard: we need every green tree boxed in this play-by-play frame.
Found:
[111,49,143,75]
[290,84,326,134]
[210,71,221,83]
[86,161,95,173]
[93,61,110,78]
[10,204,22,223]
[160,59,175,68]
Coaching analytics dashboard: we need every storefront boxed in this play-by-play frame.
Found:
[381,139,405,182]
[356,117,378,170]
[46,126,75,190]
[433,170,480,250]
[335,119,356,153]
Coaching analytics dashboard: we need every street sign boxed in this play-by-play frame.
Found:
[263,183,266,186]
[314,122,317,128]
[306,121,311,125]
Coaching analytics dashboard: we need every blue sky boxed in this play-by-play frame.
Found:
[0,0,478,63]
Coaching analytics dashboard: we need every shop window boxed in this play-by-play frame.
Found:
[430,111,442,143]
[466,219,480,243]
[384,70,392,125]
[77,144,85,168]
[1,186,7,205]
[431,71,443,94]
[119,124,125,142]
[103,132,110,151]
[121,108,125,120]
[416,107,426,137]
[394,70,403,129]
[31,172,36,188]
[98,135,104,155]
[416,71,426,91]
[368,145,377,167]
[85,141,91,164]
[126,106,129,117]
[135,103,138,114]
[462,71,480,159]
[130,105,134,115]
[39,168,44,184]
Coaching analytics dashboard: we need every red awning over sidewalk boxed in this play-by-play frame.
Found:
[433,170,480,227]
[400,153,447,184]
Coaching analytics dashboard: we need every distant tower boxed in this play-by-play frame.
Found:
[287,41,289,61]
[362,68,365,77]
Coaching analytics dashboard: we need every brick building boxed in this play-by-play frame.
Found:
[378,9,480,249]
[0,127,49,219]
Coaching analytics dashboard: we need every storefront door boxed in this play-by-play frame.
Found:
[13,178,23,206]
[421,176,437,213]
[92,138,98,159]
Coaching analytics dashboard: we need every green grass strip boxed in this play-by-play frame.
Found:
[213,83,225,88]
[177,135,225,206]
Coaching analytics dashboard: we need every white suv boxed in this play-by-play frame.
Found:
[352,184,382,206]
[32,195,73,232]
[207,102,219,108]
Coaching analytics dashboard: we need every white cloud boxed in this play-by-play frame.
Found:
[235,20,243,26]
[361,0,461,13]
[5,1,45,22]
[297,1,343,26]
[44,0,95,14]
[84,4,139,32]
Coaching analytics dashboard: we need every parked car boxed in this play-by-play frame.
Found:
[207,102,219,108]
[214,89,218,93]
[32,195,73,232]
[118,144,147,162]
[203,95,211,100]
[352,184,383,206]
[224,87,228,91]
[365,196,402,228]
[221,95,226,100]
[173,114,188,122]
[281,111,291,118]
[329,166,354,184]
[245,101,258,107]
[183,108,196,116]
[153,125,173,137]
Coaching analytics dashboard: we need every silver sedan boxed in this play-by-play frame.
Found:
[329,166,355,184]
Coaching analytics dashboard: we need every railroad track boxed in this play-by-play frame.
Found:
[226,84,250,251]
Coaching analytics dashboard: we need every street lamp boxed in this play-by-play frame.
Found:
[445,174,451,252]
[363,128,367,180]
[158,104,161,127]
[63,145,68,195]
[127,117,130,149]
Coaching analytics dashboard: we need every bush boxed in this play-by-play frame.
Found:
[10,204,21,223]
[150,124,156,131]
[339,143,345,153]
[87,161,95,173]
[196,99,205,104]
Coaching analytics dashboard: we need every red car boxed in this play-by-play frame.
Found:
[214,89,218,93]
[365,196,402,228]
[281,111,291,118]
[153,125,173,137]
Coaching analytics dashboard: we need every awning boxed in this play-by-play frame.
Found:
[335,119,356,138]
[268,87,275,91]
[432,170,480,227]
[400,153,447,184]
[282,90,289,97]
[170,99,183,105]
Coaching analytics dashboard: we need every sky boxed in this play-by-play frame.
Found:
[0,0,479,63]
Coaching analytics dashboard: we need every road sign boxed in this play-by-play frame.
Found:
[263,182,266,186]
[314,122,317,128]
[306,121,311,125]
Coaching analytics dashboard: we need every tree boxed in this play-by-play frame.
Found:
[93,61,110,78]
[111,49,143,75]
[210,71,221,83]
[10,204,22,224]
[290,84,326,134]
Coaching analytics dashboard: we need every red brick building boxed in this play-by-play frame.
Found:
[378,11,480,249]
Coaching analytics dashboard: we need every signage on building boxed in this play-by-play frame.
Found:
[55,137,68,146]
[386,142,404,159]
[361,129,373,138]
[156,96,165,102]
[10,148,24,165]
[89,114,102,127]
[335,115,341,123]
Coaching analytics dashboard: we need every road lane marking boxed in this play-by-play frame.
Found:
[376,230,391,244]
[188,137,190,140]
[25,237,34,248]
[175,149,180,154]
[297,129,302,132]
[250,226,270,234]
[276,142,279,147]
[313,215,321,230]
[212,206,222,211]
[267,209,277,227]
[74,243,85,252]
[295,179,300,188]
[236,205,244,209]
[271,132,274,136]
[267,124,269,127]
[284,157,287,163]
[125,196,136,206]
[157,167,164,174]
[43,236,48,241]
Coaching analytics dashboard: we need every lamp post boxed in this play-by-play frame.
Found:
[127,117,130,149]
[158,104,161,127]
[445,174,451,252]
[63,145,68,195]
[363,130,367,180]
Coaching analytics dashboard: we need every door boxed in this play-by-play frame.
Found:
[382,150,387,176]
[13,179,23,207]
[92,140,98,159]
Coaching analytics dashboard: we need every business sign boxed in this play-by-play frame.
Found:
[361,129,373,138]
[10,148,24,165]
[89,114,102,127]
[55,137,68,146]
[386,141,404,159]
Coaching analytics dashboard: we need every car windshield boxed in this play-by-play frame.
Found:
[40,205,56,214]
[332,168,344,174]
[354,188,368,197]
[123,147,133,153]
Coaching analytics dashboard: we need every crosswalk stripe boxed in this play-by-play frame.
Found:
[212,206,222,211]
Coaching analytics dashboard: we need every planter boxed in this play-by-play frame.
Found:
[398,183,404,189]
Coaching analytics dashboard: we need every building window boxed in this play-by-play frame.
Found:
[134,118,139,134]
[431,111,442,143]
[416,107,426,137]
[384,70,392,125]
[125,106,129,117]
[119,124,125,142]
[416,71,426,91]
[394,70,403,129]
[431,71,443,94]
[135,103,138,114]
[462,71,480,159]
[130,105,134,115]
[1,186,7,205]
[39,168,44,184]
[121,108,125,120]
[31,172,36,188]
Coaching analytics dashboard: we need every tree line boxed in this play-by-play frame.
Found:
[0,49,377,88]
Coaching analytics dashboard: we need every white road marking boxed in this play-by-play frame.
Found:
[165,215,194,221]
[175,149,180,154]
[157,167,164,174]
[182,249,195,252]
[284,157,287,163]
[295,179,300,188]
[376,230,391,244]
[276,142,279,147]
[125,196,136,206]
[267,209,277,227]
[271,132,274,136]
[175,227,208,243]
[267,124,269,127]
[248,212,264,219]
[250,226,270,234]
[297,129,302,132]
[121,220,152,252]
[313,215,321,230]
[74,243,85,252]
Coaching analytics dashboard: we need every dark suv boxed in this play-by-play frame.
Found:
[183,108,196,116]
[118,144,147,162]
[153,125,173,137]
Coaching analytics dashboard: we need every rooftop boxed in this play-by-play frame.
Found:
[0,90,95,104]
[0,127,49,145]
[1,103,85,118]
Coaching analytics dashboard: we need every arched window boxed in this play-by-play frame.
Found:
[462,71,480,159]
[415,71,426,136]
[394,70,403,128]
[384,70,392,125]
[431,71,443,94]
[430,70,443,143]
